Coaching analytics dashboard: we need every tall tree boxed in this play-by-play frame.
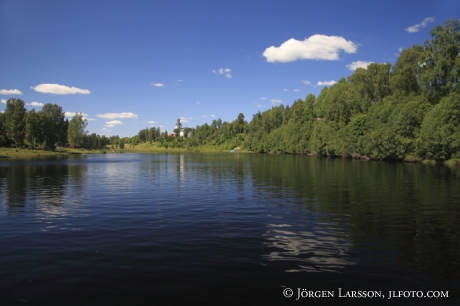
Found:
[5,98,26,147]
[41,103,67,147]
[390,45,424,95]
[420,19,460,102]
[67,112,88,147]
[26,109,41,148]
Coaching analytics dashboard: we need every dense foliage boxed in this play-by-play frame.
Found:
[0,101,109,150]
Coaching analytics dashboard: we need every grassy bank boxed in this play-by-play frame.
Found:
[116,142,247,153]
[0,147,107,159]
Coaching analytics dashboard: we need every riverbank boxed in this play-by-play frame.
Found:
[1,146,458,170]
[118,142,248,154]
[0,147,107,159]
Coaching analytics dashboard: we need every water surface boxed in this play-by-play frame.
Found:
[1,153,459,305]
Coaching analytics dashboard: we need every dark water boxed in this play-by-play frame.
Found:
[0,153,459,305]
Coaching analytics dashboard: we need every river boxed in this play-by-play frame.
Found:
[0,153,459,305]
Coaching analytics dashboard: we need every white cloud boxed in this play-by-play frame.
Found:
[96,112,138,119]
[317,80,337,86]
[151,83,164,87]
[294,89,300,92]
[29,102,44,107]
[0,89,23,95]
[105,120,123,127]
[405,17,435,33]
[398,47,403,53]
[179,116,188,123]
[302,80,311,85]
[1,99,6,104]
[257,104,263,107]
[271,99,282,103]
[283,89,288,92]
[346,61,373,71]
[102,127,111,133]
[211,114,215,117]
[31,84,90,95]
[260,97,267,100]
[148,120,157,124]
[196,101,201,104]
[201,115,208,118]
[213,68,232,78]
[64,112,93,121]
[263,34,357,63]
[65,112,89,117]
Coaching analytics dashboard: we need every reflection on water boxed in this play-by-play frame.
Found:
[264,223,354,273]
[0,159,87,219]
[0,153,459,304]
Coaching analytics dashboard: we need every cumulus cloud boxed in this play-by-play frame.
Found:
[148,120,157,124]
[105,120,123,127]
[346,61,374,71]
[96,112,138,119]
[317,80,337,86]
[211,114,215,117]
[151,83,164,87]
[1,99,6,104]
[28,102,45,107]
[102,127,111,133]
[31,84,90,95]
[213,68,232,78]
[405,17,435,33]
[263,34,357,63]
[302,80,311,85]
[65,112,89,117]
[271,99,282,103]
[294,89,300,92]
[179,116,188,123]
[0,89,23,95]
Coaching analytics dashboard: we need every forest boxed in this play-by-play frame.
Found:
[1,20,459,162]
[0,104,110,151]
[139,19,459,162]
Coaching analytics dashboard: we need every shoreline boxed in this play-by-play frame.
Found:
[1,147,458,169]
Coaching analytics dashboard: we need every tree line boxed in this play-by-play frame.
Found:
[0,100,109,150]
[127,19,458,162]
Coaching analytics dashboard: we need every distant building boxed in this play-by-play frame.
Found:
[174,118,191,137]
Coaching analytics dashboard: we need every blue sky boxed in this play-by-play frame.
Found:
[1,0,458,137]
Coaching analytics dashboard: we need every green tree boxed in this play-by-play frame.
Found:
[420,19,460,102]
[67,112,88,148]
[416,92,460,160]
[25,109,41,148]
[5,98,26,147]
[40,103,67,147]
[390,45,424,95]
